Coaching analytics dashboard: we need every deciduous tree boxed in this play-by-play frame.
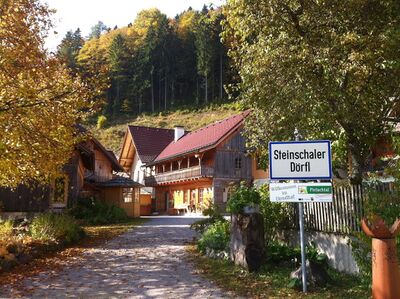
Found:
[0,0,93,187]
[224,0,400,183]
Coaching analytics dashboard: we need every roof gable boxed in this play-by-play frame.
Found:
[154,110,250,163]
[128,126,175,164]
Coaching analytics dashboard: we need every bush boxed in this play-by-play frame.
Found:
[350,180,400,284]
[30,213,85,245]
[226,182,261,214]
[266,241,328,267]
[198,220,230,254]
[191,204,225,234]
[0,220,13,240]
[70,197,128,225]
[97,115,107,129]
[259,185,292,245]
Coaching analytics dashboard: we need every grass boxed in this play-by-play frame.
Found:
[89,102,242,153]
[187,245,370,299]
[0,218,146,290]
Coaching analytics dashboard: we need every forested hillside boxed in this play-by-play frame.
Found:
[57,5,235,120]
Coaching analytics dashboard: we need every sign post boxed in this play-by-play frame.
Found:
[268,130,332,293]
[294,129,307,293]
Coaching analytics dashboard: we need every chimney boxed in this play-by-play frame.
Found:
[174,126,185,142]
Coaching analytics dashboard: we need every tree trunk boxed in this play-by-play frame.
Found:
[205,74,208,104]
[171,80,175,107]
[151,68,154,113]
[219,52,223,99]
[164,73,167,111]
[348,138,364,185]
[196,77,199,105]
[158,72,162,111]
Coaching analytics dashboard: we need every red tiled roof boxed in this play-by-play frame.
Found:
[154,110,250,163]
[128,126,175,163]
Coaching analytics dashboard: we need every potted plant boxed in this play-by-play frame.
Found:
[226,181,261,215]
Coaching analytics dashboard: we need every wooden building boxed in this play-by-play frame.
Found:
[119,126,175,215]
[0,126,142,218]
[119,111,269,215]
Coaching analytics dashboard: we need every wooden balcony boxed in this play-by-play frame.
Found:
[144,165,214,186]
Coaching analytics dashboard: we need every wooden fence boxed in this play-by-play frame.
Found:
[290,183,393,234]
[0,184,50,213]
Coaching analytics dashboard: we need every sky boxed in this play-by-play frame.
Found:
[43,0,225,51]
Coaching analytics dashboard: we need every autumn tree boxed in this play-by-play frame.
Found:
[0,0,93,187]
[224,0,400,183]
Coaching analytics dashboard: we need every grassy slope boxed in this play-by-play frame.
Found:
[90,103,242,154]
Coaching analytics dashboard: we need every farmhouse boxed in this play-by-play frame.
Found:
[0,126,142,218]
[119,111,269,215]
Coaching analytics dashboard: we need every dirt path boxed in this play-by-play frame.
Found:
[1,216,231,299]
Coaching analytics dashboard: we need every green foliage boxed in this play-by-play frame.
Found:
[224,0,400,183]
[266,241,328,268]
[350,180,400,284]
[198,220,230,254]
[191,203,225,234]
[258,185,290,245]
[75,7,231,118]
[69,197,128,225]
[226,182,261,214]
[30,213,85,244]
[350,232,372,285]
[0,220,13,240]
[97,115,107,129]
[56,28,84,74]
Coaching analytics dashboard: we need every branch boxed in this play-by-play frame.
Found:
[0,90,77,113]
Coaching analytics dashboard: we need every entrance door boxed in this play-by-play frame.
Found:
[164,192,169,211]
[190,189,196,213]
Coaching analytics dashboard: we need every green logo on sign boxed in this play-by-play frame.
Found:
[306,186,332,194]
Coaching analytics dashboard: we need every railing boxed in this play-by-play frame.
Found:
[144,165,214,186]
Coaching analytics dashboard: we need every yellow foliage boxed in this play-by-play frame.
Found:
[0,0,95,187]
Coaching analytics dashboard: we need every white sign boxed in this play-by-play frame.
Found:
[269,141,332,180]
[269,182,333,202]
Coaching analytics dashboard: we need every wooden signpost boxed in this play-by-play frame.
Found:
[269,130,332,293]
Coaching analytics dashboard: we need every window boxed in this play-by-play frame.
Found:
[123,188,133,203]
[235,157,242,169]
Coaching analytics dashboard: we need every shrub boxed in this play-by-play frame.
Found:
[266,241,328,267]
[259,185,292,245]
[69,197,128,225]
[30,213,85,244]
[350,180,400,284]
[0,220,13,240]
[226,182,261,214]
[198,220,230,254]
[191,204,225,234]
[97,115,107,129]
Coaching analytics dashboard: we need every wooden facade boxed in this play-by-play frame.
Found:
[145,129,257,213]
[0,129,142,218]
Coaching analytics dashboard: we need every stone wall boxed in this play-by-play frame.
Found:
[279,230,359,274]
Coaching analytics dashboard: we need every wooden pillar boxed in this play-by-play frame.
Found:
[187,157,190,168]
[178,160,182,170]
